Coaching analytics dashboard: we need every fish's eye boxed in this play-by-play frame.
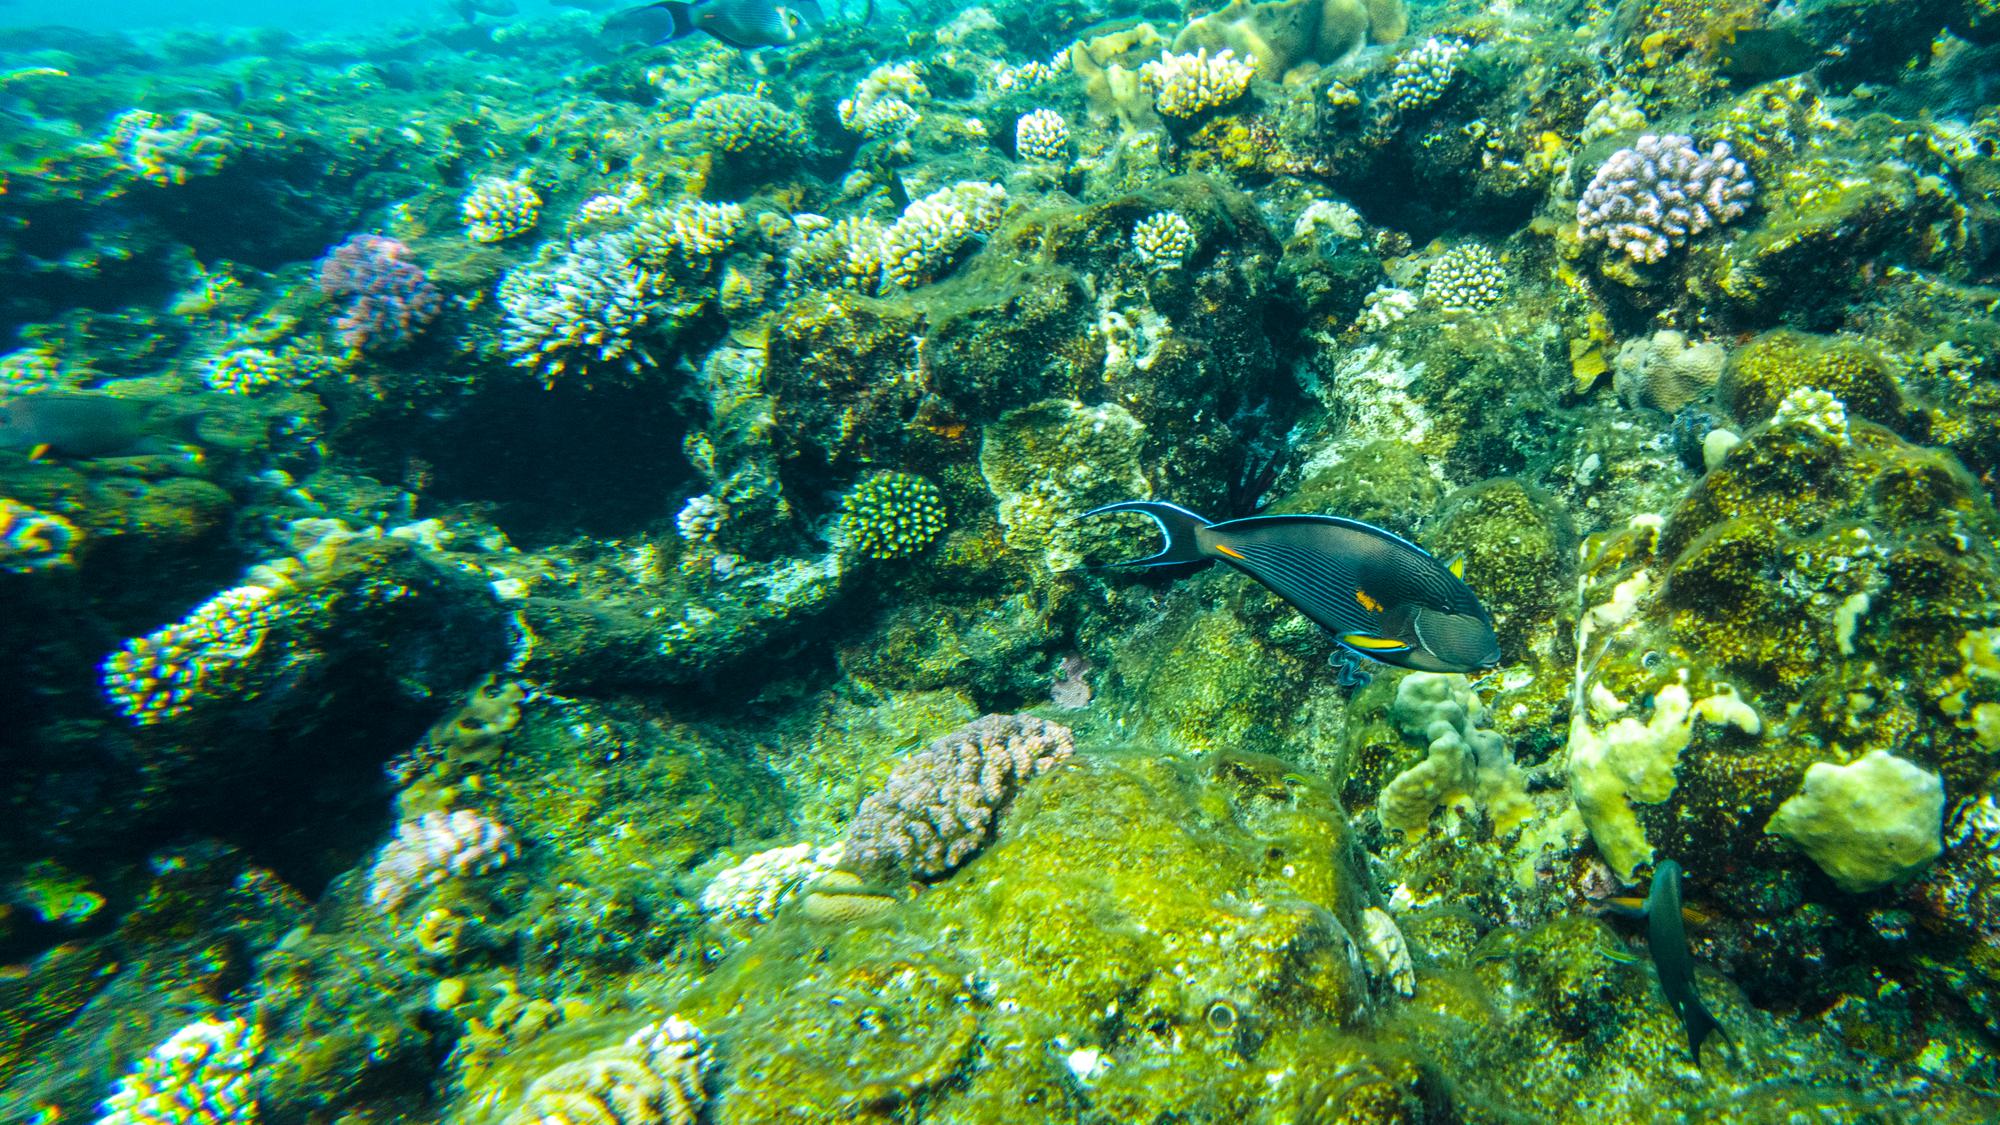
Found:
[786,10,801,26]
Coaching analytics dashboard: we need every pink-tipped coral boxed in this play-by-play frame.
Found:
[318,234,444,354]
[367,808,515,911]
[843,713,1075,879]
[1577,134,1754,264]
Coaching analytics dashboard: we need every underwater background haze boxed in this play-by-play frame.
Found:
[3,0,2000,1120]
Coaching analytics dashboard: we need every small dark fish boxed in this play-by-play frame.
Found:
[1615,860,1734,1064]
[1712,25,1817,83]
[0,393,203,459]
[1083,500,1501,675]
[605,0,823,50]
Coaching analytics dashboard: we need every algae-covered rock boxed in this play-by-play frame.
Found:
[980,398,1150,572]
[1423,478,1574,655]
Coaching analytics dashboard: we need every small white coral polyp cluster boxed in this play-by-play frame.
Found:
[461,177,542,243]
[1132,210,1196,271]
[1140,48,1255,119]
[367,808,516,911]
[1014,108,1070,162]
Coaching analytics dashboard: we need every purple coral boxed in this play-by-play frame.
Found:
[1577,134,1754,264]
[318,234,444,353]
[844,713,1075,879]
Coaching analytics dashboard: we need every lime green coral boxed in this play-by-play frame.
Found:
[836,472,947,560]
[101,585,288,725]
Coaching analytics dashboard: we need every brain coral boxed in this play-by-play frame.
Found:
[843,712,1075,879]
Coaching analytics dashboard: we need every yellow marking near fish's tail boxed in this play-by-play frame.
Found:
[1213,543,1246,560]
[1340,632,1408,651]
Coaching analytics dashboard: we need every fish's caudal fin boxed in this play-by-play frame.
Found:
[643,0,701,41]
[1082,500,1213,567]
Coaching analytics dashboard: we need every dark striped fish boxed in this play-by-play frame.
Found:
[1083,500,1501,677]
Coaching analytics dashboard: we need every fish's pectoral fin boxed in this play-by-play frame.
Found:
[1340,632,1413,653]
[27,443,50,461]
[1447,553,1467,579]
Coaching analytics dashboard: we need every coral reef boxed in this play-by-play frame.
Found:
[203,347,291,395]
[880,182,1008,288]
[0,498,79,571]
[106,109,232,185]
[503,1018,707,1125]
[1766,750,1945,892]
[498,234,674,386]
[843,713,1074,879]
[1422,241,1507,312]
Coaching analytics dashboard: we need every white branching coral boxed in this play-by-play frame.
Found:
[630,199,744,271]
[98,1017,262,1125]
[1140,48,1254,119]
[1357,285,1418,331]
[839,61,928,137]
[205,347,292,394]
[881,182,1007,288]
[1132,210,1197,271]
[505,1018,709,1125]
[367,808,517,911]
[1384,37,1468,113]
[498,233,677,386]
[699,841,843,922]
[1773,386,1849,441]
[786,214,888,292]
[1014,108,1070,162]
[1422,243,1507,312]
[461,178,542,243]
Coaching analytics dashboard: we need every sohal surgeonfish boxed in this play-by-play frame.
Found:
[605,0,824,50]
[1083,500,1501,680]
[1609,859,1734,1065]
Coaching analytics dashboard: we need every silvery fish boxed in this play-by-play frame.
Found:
[605,0,824,50]
[1084,500,1502,679]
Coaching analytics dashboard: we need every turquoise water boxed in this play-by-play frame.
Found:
[3,0,1999,1120]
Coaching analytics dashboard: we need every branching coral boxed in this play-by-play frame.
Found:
[1422,242,1507,311]
[691,94,811,162]
[628,199,743,274]
[836,471,948,559]
[106,109,233,185]
[101,585,288,726]
[204,347,291,395]
[461,178,542,243]
[1383,36,1467,113]
[838,61,928,137]
[880,182,1007,288]
[1577,134,1754,264]
[1132,210,1197,271]
[700,841,843,922]
[504,1017,708,1125]
[98,1017,262,1125]
[785,214,886,292]
[498,233,676,386]
[367,808,517,912]
[0,498,79,571]
[843,713,1075,878]
[1014,108,1070,162]
[1140,48,1255,119]
[318,235,444,354]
